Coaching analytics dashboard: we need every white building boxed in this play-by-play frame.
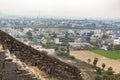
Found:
[101,45,108,50]
[54,38,61,44]
[113,39,120,45]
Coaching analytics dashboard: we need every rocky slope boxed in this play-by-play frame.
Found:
[0,30,82,80]
[0,48,45,80]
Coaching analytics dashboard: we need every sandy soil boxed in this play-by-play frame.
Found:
[70,50,120,73]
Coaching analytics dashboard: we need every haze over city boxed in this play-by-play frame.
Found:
[0,0,120,19]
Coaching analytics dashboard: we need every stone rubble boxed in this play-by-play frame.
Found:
[0,49,43,80]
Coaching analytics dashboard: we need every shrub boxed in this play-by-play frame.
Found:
[95,75,103,80]
[96,67,102,75]
[56,51,69,57]
[68,56,75,60]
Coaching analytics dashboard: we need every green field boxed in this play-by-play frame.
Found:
[91,50,120,59]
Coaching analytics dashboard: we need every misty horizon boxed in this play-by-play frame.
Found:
[0,0,120,19]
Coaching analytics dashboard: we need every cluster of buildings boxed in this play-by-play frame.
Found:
[0,17,120,51]
[0,17,120,30]
[3,27,120,49]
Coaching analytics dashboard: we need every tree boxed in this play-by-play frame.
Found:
[93,57,98,67]
[67,45,70,53]
[52,32,57,38]
[102,63,106,70]
[42,44,46,48]
[107,44,113,50]
[56,51,69,57]
[87,59,91,64]
[96,67,102,75]
[26,31,33,41]
[114,45,120,51]
[26,31,32,36]
[103,67,115,80]
[102,34,109,40]
[95,75,103,80]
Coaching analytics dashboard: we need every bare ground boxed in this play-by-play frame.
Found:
[70,50,120,73]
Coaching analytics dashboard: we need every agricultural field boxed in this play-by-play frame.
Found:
[70,50,120,73]
[91,50,120,59]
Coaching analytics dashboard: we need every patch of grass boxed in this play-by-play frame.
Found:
[91,50,120,59]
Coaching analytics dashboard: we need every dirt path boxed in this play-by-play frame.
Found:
[70,50,120,73]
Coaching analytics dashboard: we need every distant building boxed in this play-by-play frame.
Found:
[23,28,33,33]
[115,31,120,38]
[81,35,89,41]
[54,38,61,44]
[113,38,120,45]
[36,36,44,42]
[9,31,24,36]
[101,45,108,50]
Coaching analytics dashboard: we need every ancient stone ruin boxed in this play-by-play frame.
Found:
[0,30,82,80]
[0,48,45,80]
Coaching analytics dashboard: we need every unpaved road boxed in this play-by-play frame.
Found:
[70,50,120,73]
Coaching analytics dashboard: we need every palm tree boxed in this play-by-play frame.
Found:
[102,63,106,70]
[93,57,98,67]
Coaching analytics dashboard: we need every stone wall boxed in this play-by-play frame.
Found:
[0,49,42,80]
[0,30,82,80]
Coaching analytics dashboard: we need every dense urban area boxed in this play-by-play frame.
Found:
[1,17,120,80]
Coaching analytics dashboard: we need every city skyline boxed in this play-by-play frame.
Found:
[0,0,120,19]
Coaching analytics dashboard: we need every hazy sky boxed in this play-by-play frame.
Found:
[0,0,120,19]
